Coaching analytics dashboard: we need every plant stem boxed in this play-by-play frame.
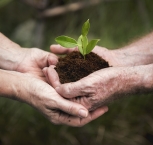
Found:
[84,55,86,60]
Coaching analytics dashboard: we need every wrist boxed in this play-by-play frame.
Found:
[0,69,22,100]
[0,69,34,104]
[112,46,153,67]
[119,64,153,95]
[0,33,26,71]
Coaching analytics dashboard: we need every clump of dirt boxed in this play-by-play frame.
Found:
[55,51,109,84]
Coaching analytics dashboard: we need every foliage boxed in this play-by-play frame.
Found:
[55,19,99,58]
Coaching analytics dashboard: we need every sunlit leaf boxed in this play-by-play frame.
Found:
[82,35,88,54]
[86,39,100,54]
[55,35,77,48]
[82,19,90,36]
[77,35,83,55]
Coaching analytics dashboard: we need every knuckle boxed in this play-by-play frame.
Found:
[63,83,74,97]
[47,110,61,125]
[67,105,76,114]
[80,82,97,95]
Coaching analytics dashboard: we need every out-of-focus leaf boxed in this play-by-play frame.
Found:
[0,0,14,8]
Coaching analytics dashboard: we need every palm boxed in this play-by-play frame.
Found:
[16,48,58,80]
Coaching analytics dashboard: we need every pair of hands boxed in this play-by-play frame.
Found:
[13,46,109,127]
[43,44,153,123]
[2,32,153,126]
[43,45,120,111]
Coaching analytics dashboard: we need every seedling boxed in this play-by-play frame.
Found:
[55,19,100,59]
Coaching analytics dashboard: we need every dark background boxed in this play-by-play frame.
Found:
[0,0,153,144]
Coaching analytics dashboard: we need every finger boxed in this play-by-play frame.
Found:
[80,106,108,126]
[50,44,78,55]
[56,106,108,127]
[42,67,51,84]
[47,53,58,65]
[44,66,61,88]
[55,80,88,98]
[56,97,89,118]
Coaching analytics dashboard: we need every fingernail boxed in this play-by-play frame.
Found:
[79,109,88,118]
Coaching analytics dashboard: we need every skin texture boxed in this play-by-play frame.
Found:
[44,64,153,111]
[0,33,108,126]
[45,32,153,111]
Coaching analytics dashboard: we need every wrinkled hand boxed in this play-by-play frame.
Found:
[5,70,108,127]
[15,48,58,81]
[43,65,117,111]
[43,62,153,111]
[13,47,109,126]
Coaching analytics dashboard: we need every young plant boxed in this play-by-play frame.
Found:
[55,19,100,59]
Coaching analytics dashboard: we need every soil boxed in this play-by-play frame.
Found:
[55,51,109,84]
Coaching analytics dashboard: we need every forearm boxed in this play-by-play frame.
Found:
[119,64,153,95]
[108,32,153,66]
[0,69,20,99]
[0,69,31,104]
[0,33,24,71]
[91,64,153,109]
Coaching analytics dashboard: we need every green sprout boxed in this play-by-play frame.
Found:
[55,19,100,59]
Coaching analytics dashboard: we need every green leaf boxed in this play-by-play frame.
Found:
[77,35,83,55]
[82,35,88,54]
[55,35,77,48]
[86,39,100,54]
[82,19,90,36]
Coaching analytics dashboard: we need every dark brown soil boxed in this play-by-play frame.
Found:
[55,51,109,84]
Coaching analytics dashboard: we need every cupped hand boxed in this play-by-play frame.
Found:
[9,70,108,126]
[43,66,113,111]
[15,48,58,81]
[11,47,107,126]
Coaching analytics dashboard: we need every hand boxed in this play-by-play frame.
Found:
[43,64,148,111]
[15,47,58,81]
[43,66,112,111]
[50,44,118,67]
[50,44,153,67]
[13,48,108,126]
[3,70,108,127]
[0,33,58,80]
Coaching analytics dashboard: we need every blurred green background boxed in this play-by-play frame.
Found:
[0,0,153,145]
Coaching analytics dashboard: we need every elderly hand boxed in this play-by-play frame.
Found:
[0,33,109,126]
[0,33,59,81]
[43,64,153,111]
[50,44,116,67]
[14,47,58,81]
[1,69,108,127]
[50,44,153,67]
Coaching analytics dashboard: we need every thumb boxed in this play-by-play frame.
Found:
[55,81,88,98]
[50,44,78,55]
[57,97,89,118]
[43,66,61,88]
